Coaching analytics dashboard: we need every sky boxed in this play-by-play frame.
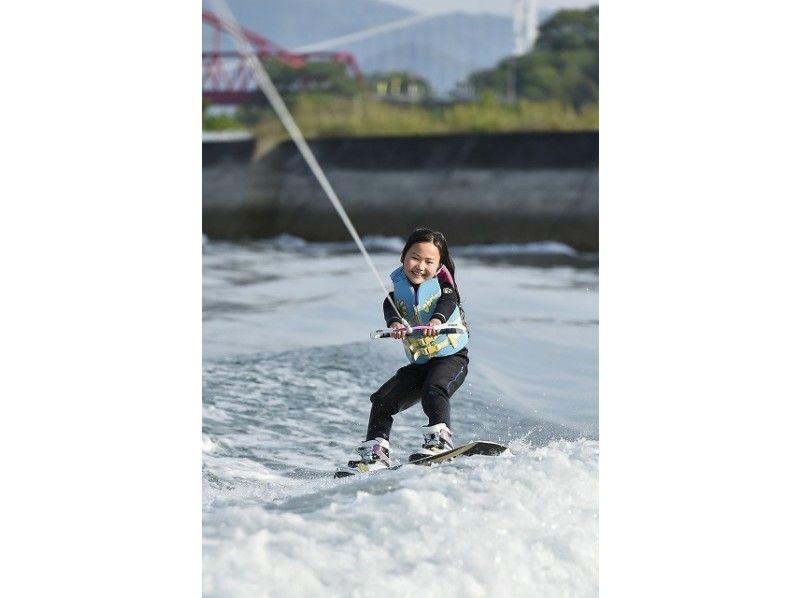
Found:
[378,0,598,17]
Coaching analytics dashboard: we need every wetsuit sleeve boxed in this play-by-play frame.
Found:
[384,293,403,326]
[431,282,460,323]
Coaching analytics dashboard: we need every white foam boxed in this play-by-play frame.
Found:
[202,435,220,454]
[456,241,579,256]
[361,235,406,252]
[270,233,309,251]
[255,235,583,257]
[203,439,598,597]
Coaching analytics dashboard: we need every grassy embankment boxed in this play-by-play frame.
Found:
[203,93,598,141]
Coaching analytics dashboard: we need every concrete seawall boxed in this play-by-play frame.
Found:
[203,131,598,251]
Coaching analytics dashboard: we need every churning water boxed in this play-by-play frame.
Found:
[203,236,598,597]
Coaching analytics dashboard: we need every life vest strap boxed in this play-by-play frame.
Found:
[408,334,460,361]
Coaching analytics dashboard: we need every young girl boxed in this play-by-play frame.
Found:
[337,228,469,475]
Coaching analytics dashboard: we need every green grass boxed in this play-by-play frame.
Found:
[240,94,598,141]
[202,112,247,131]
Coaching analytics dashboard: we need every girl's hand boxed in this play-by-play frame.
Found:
[424,318,443,336]
[390,322,407,339]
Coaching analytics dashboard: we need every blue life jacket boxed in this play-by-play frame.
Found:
[389,266,468,364]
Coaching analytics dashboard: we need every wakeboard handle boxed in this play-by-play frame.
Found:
[371,323,467,339]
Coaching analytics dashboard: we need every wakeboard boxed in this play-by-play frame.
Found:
[407,440,508,465]
[334,441,508,478]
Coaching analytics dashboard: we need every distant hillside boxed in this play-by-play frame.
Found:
[203,0,555,96]
[332,12,514,97]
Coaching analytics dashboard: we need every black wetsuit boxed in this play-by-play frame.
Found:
[366,281,469,442]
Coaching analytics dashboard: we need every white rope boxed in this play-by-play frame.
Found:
[291,13,441,52]
[207,0,406,324]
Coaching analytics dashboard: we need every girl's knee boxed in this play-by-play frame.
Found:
[370,391,389,408]
[421,384,448,403]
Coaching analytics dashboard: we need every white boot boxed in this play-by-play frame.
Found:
[335,438,392,477]
[357,438,392,468]
[416,423,454,457]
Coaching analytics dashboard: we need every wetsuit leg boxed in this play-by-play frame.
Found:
[419,349,469,429]
[366,363,426,441]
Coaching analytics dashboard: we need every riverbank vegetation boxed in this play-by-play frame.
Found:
[246,93,597,138]
[469,6,598,109]
[202,5,598,139]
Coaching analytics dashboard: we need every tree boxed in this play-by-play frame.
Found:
[536,6,599,53]
[468,5,598,108]
[260,57,360,96]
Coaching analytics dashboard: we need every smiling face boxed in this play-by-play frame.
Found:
[402,241,441,284]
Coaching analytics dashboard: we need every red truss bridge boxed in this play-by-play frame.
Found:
[202,10,363,105]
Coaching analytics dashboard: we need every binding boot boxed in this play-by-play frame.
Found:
[414,423,454,458]
[334,438,392,477]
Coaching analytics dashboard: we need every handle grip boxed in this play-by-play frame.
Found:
[371,324,467,339]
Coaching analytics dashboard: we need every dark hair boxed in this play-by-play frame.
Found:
[401,228,456,281]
